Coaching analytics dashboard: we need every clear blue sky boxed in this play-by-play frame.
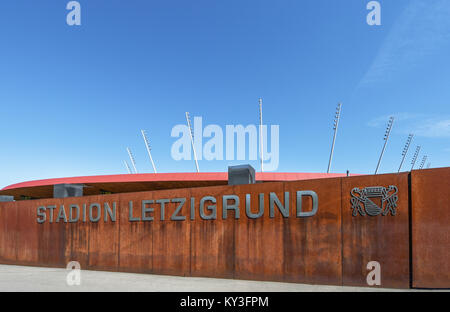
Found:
[1,0,449,187]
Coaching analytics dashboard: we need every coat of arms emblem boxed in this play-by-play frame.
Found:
[350,186,398,216]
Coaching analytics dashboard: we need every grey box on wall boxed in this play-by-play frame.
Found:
[53,184,84,198]
[0,195,14,202]
[228,164,256,185]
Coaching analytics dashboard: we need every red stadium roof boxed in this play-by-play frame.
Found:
[0,172,352,200]
[2,172,349,191]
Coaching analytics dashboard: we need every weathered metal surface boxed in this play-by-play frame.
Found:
[0,170,448,288]
[16,200,40,265]
[87,195,121,271]
[0,201,18,264]
[233,182,286,282]
[37,198,67,268]
[283,178,342,285]
[342,172,410,288]
[233,179,343,284]
[151,189,191,276]
[118,192,153,273]
[190,185,234,278]
[411,168,450,288]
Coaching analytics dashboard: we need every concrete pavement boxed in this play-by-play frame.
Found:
[0,264,427,292]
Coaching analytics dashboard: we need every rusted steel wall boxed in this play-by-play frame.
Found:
[1,170,446,288]
[0,178,344,285]
[230,179,343,285]
[411,168,450,288]
[342,173,410,289]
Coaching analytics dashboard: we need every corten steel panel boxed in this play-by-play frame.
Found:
[283,178,342,285]
[233,182,286,282]
[34,197,80,269]
[342,173,410,289]
[411,168,450,288]
[61,196,92,269]
[233,180,342,284]
[37,198,68,268]
[85,195,120,271]
[118,192,153,273]
[190,185,235,279]
[151,189,191,276]
[65,213,90,269]
[15,201,40,265]
[0,202,18,264]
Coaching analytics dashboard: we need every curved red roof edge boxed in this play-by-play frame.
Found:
[2,172,353,191]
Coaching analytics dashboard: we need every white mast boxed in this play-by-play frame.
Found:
[185,112,199,172]
[375,116,394,175]
[411,146,421,171]
[126,147,138,173]
[124,160,132,174]
[327,103,342,173]
[259,98,264,172]
[419,155,427,170]
[398,134,414,172]
[141,130,157,173]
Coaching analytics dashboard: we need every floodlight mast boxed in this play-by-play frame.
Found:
[124,160,132,174]
[411,146,421,171]
[126,147,138,173]
[327,103,342,174]
[185,112,199,173]
[259,98,264,172]
[141,130,157,173]
[375,116,395,175]
[419,155,427,170]
[398,134,414,172]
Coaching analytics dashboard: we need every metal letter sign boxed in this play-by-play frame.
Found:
[350,186,398,216]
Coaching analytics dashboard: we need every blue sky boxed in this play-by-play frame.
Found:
[1,0,449,187]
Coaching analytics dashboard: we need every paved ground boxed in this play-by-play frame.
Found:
[0,264,427,292]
